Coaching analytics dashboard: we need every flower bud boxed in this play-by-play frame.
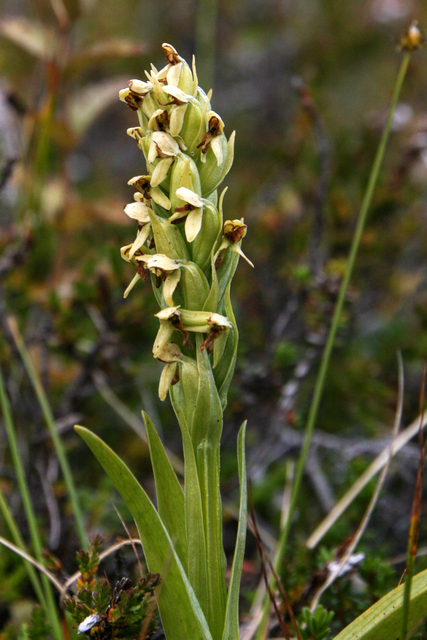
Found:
[179,262,209,310]
[128,175,171,210]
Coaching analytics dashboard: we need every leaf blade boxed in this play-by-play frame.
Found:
[143,412,187,572]
[75,426,213,640]
[222,422,247,640]
[333,568,427,640]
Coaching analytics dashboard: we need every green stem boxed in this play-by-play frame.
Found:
[256,50,412,640]
[0,486,47,612]
[8,317,87,549]
[0,366,63,640]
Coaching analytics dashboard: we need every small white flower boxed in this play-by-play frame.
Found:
[156,342,183,401]
[128,79,153,96]
[162,85,190,104]
[168,187,204,242]
[128,175,171,210]
[127,126,144,142]
[148,132,180,163]
[198,112,226,165]
[175,187,203,208]
[147,109,170,132]
[124,201,151,223]
[137,254,181,306]
[214,219,254,267]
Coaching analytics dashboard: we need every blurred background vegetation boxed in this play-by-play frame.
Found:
[2,0,427,636]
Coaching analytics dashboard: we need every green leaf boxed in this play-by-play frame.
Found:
[222,422,247,640]
[74,426,213,640]
[213,286,238,409]
[191,337,227,639]
[143,412,187,572]
[333,568,427,640]
[168,394,209,628]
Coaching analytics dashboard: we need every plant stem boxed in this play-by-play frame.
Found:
[7,316,87,549]
[256,50,411,640]
[0,366,63,640]
[0,486,47,611]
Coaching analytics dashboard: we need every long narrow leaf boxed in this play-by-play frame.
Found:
[334,568,427,640]
[75,425,213,640]
[193,336,227,639]
[143,412,187,571]
[222,422,247,640]
[169,391,209,626]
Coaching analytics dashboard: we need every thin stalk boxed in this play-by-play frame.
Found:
[256,50,411,640]
[7,316,87,549]
[0,484,46,610]
[400,365,427,640]
[0,366,63,639]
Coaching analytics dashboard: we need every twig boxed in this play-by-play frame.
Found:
[248,482,298,640]
[400,363,427,640]
[306,409,427,549]
[113,503,144,580]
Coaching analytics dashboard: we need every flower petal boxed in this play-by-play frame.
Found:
[152,131,180,156]
[151,157,174,187]
[163,269,181,306]
[123,272,141,298]
[163,85,190,103]
[210,135,224,166]
[158,361,178,401]
[175,187,203,208]
[129,226,151,259]
[169,104,188,137]
[166,62,182,86]
[185,207,203,242]
[128,79,153,96]
[150,186,171,210]
[124,201,152,223]
[145,254,180,272]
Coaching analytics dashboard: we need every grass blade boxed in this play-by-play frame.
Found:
[0,365,62,639]
[7,315,87,549]
[222,422,248,640]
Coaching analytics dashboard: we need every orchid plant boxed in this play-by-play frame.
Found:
[76,43,250,640]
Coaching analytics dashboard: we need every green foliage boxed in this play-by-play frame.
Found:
[64,536,159,639]
[298,605,334,640]
[27,606,53,640]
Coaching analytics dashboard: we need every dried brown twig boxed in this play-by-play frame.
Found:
[248,481,302,640]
